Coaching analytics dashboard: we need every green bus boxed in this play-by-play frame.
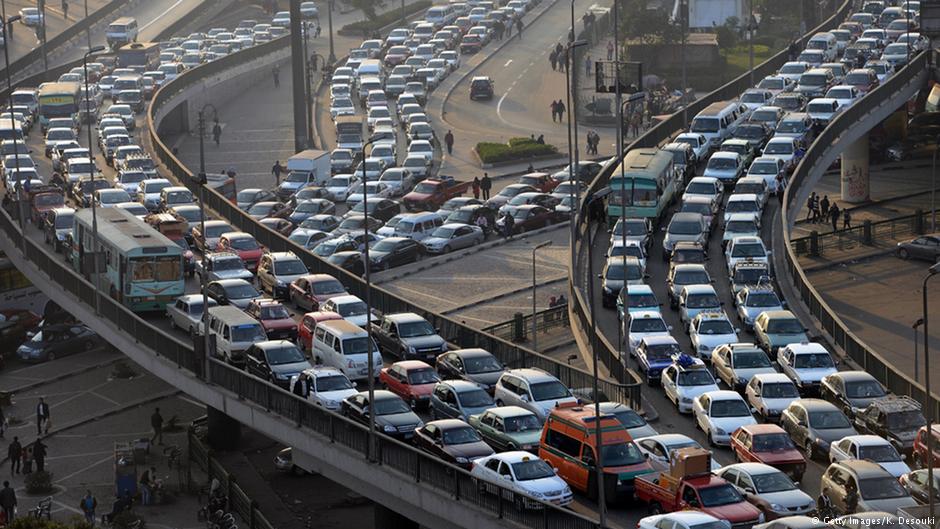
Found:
[38,82,81,130]
[70,207,184,313]
[607,148,678,223]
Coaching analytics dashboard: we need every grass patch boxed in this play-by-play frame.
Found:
[476,137,558,164]
[721,44,775,78]
[339,1,432,36]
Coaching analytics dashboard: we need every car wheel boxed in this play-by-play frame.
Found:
[804,439,815,459]
[898,248,910,259]
[648,502,663,516]
[47,352,56,361]
[443,245,451,253]
[495,399,503,406]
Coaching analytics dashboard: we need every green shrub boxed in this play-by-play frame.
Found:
[476,140,558,164]
[339,1,432,35]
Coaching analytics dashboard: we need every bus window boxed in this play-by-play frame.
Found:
[131,259,154,281]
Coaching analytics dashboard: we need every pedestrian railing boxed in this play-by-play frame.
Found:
[481,305,571,343]
[791,210,929,257]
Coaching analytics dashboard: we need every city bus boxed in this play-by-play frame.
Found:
[70,207,184,313]
[37,82,81,130]
[607,148,678,223]
[0,253,47,314]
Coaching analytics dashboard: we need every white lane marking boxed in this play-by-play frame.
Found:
[504,59,513,67]
[140,0,185,31]
[54,454,113,483]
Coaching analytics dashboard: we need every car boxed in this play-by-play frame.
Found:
[703,151,744,188]
[675,132,711,162]
[818,460,917,516]
[730,424,806,483]
[777,342,837,395]
[730,261,772,295]
[422,223,485,254]
[192,220,234,253]
[723,194,762,226]
[757,75,795,95]
[413,419,494,469]
[777,61,810,83]
[692,390,758,446]
[469,406,543,452]
[435,349,506,394]
[662,212,708,260]
[826,85,861,108]
[430,379,496,422]
[247,201,288,220]
[470,451,573,508]
[762,137,802,173]
[299,1,318,18]
[896,234,940,261]
[288,366,359,411]
[493,368,577,421]
[320,295,376,328]
[820,371,888,418]
[735,287,785,330]
[666,263,711,309]
[725,236,770,274]
[367,236,422,271]
[582,402,658,439]
[244,340,312,389]
[634,434,721,472]
[687,312,740,362]
[745,157,786,195]
[195,252,253,282]
[723,214,761,248]
[600,256,645,308]
[624,311,673,356]
[853,396,925,455]
[245,299,297,341]
[634,335,683,385]
[610,217,654,250]
[678,285,722,327]
[900,469,940,504]
[711,343,776,392]
[780,399,857,460]
[16,324,102,363]
[617,284,662,321]
[216,232,263,271]
[732,123,772,153]
[380,360,441,409]
[469,76,494,100]
[715,463,814,519]
[745,373,802,422]
[205,279,262,309]
[341,390,423,441]
[679,195,719,232]
[661,354,720,414]
[806,98,844,125]
[828,435,910,478]
[844,68,880,94]
[330,97,355,119]
[286,274,345,313]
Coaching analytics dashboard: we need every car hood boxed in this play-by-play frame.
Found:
[518,475,570,496]
[860,496,918,514]
[705,500,762,522]
[767,332,808,346]
[758,489,814,509]
[400,335,445,349]
[792,366,837,383]
[697,333,740,350]
[755,448,804,465]
[377,411,421,428]
[627,424,659,439]
[466,371,503,388]
[270,360,312,378]
[505,430,543,447]
[813,426,858,444]
[710,416,758,433]
[344,314,369,327]
[703,168,739,179]
[318,388,359,404]
[443,441,494,459]
[262,317,295,330]
[423,236,450,247]
[733,366,778,382]
[846,396,882,411]
[678,384,719,400]
[211,269,254,281]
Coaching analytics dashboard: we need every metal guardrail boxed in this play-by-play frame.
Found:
[567,0,852,387]
[780,50,940,419]
[482,305,571,342]
[790,211,928,257]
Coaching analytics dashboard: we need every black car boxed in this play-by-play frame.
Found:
[446,205,496,235]
[853,396,925,454]
[820,370,888,417]
[327,251,365,276]
[732,122,772,152]
[368,237,422,271]
[244,340,313,389]
[205,279,262,309]
[341,390,423,441]
[435,349,506,394]
[15,323,102,363]
[347,197,401,223]
[469,76,494,100]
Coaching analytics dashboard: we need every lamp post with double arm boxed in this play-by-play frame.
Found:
[1,9,23,248]
[922,261,940,523]
[197,103,219,382]
[360,137,379,461]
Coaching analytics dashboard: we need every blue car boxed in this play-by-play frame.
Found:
[635,336,683,386]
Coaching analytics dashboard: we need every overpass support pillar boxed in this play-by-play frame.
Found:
[840,132,870,203]
[374,504,418,529]
[206,406,241,451]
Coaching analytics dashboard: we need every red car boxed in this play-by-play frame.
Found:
[289,274,348,312]
[495,205,558,234]
[913,424,940,468]
[379,360,440,409]
[0,309,41,331]
[297,311,343,353]
[245,299,297,341]
[517,172,558,193]
[730,424,806,483]
[217,232,264,271]
[383,45,411,67]
[843,68,879,94]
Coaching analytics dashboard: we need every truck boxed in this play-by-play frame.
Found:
[117,42,161,70]
[370,312,447,363]
[276,149,331,200]
[28,185,65,224]
[635,447,763,524]
[144,212,195,276]
[402,176,471,211]
[334,116,365,155]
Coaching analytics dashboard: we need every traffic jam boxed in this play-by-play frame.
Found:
[2,0,936,524]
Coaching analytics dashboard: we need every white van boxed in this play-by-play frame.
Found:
[357,59,384,81]
[106,17,138,48]
[206,306,267,367]
[690,101,746,149]
[394,212,444,242]
[312,320,382,382]
[806,32,838,62]
[426,5,457,27]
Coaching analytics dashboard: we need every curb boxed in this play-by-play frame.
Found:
[440,276,568,316]
[2,355,123,396]
[476,151,569,170]
[800,247,896,273]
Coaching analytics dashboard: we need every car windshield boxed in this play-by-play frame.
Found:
[727,220,758,233]
[260,305,290,320]
[373,240,403,252]
[753,433,796,451]
[605,263,642,281]
[628,293,658,308]
[274,260,307,275]
[632,318,667,333]
[727,200,758,213]
[845,379,887,399]
[845,73,872,85]
[645,342,682,360]
[686,182,716,195]
[746,292,781,307]
[676,270,710,285]
[316,375,354,391]
[808,103,835,114]
[342,337,373,355]
[227,237,258,250]
[710,399,751,417]
[459,388,493,407]
[398,320,436,337]
[205,224,232,238]
[859,444,901,462]
[859,477,909,500]
[504,414,542,432]
[736,126,765,139]
[407,368,439,385]
[669,220,703,235]
[681,202,711,216]
[529,380,570,401]
[465,354,502,374]
[742,93,767,103]
[511,459,555,481]
[699,484,744,507]
[733,352,771,369]
[732,243,766,257]
[54,213,74,229]
[793,353,833,368]
[266,344,306,365]
[231,324,266,342]
[686,293,719,308]
[762,382,799,398]
[809,410,851,428]
[337,301,368,317]
[734,267,769,285]
[612,409,646,429]
[678,370,715,386]
[752,110,778,122]
[698,320,734,335]
[296,202,322,213]
[707,158,738,171]
[780,64,806,74]
[601,442,646,467]
[226,283,259,299]
[443,426,482,445]
[213,258,243,271]
[800,74,828,86]
[373,397,411,415]
[753,471,796,493]
[886,410,926,429]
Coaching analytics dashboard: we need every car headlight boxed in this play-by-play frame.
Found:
[715,427,727,435]
[407,344,416,354]
[770,503,785,513]
[276,279,286,287]
[758,513,766,523]
[527,490,544,499]
[455,456,469,464]
[383,424,397,433]
[276,372,290,380]
[815,438,830,450]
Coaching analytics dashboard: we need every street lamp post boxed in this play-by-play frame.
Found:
[921,261,940,524]
[198,103,219,382]
[38,0,47,72]
[564,0,587,275]
[915,318,925,384]
[680,0,688,127]
[361,137,378,461]
[585,193,605,522]
[327,0,335,64]
[83,45,104,312]
[748,0,754,87]
[302,22,313,149]
[1,11,24,248]
[531,240,552,352]
[932,134,939,232]
[84,0,90,48]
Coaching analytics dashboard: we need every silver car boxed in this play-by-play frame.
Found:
[167,294,219,336]
[422,223,485,254]
[716,463,814,516]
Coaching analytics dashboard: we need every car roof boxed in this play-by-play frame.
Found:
[728,193,759,201]
[711,150,740,159]
[740,423,787,435]
[785,342,828,355]
[693,311,730,322]
[830,370,878,383]
[385,312,427,324]
[673,263,708,272]
[504,368,556,382]
[842,434,892,446]
[797,398,839,412]
[837,459,895,478]
[704,390,744,401]
[483,405,533,418]
[725,462,780,475]
[627,284,655,294]
[391,360,433,371]
[441,379,486,392]
[682,284,717,294]
[761,310,797,320]
[640,433,696,446]
[642,335,679,346]
[490,451,547,465]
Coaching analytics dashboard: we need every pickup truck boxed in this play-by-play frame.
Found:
[635,472,763,524]
[402,176,470,211]
[28,185,65,224]
[370,312,447,363]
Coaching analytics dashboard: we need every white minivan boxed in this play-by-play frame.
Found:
[690,101,747,149]
[394,212,444,242]
[205,306,267,367]
[312,320,383,382]
[806,32,838,62]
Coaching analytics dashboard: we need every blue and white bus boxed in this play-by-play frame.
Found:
[71,207,184,313]
[607,148,679,223]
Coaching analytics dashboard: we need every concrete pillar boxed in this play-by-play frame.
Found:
[206,406,241,451]
[840,132,870,203]
[374,504,418,529]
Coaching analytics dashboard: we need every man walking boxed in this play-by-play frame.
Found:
[515,18,523,38]
[820,195,830,221]
[549,49,557,71]
[80,490,97,525]
[481,173,492,200]
[550,100,558,122]
[607,40,614,60]
[212,121,222,147]
[150,407,163,446]
[805,192,816,222]
[273,64,280,87]
[502,213,515,237]
[556,100,565,123]
[585,54,591,77]
[843,209,852,229]
[7,437,20,475]
[444,130,454,155]
[33,438,46,473]
[0,481,15,523]
[62,0,68,19]
[829,203,840,231]
[272,160,284,185]
[36,397,49,435]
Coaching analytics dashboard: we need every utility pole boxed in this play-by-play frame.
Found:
[289,0,309,152]
[681,0,688,127]
[38,0,47,72]
[327,0,335,64]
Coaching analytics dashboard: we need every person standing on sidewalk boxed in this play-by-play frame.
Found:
[212,121,222,147]
[33,438,46,473]
[150,407,163,446]
[829,203,841,231]
[444,130,454,155]
[36,397,49,436]
[272,160,284,185]
[843,209,852,229]
[272,64,280,87]
[7,437,20,475]
[481,173,492,200]
[62,0,69,19]
[516,18,523,38]
[0,481,15,523]
[585,54,592,77]
[472,177,480,199]
[556,100,565,123]
[805,192,816,222]
[607,40,614,60]
[549,49,557,71]
[820,195,830,221]
[80,490,97,525]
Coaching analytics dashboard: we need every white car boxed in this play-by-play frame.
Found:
[777,342,838,395]
[723,213,761,247]
[638,512,730,529]
[715,463,815,516]
[166,294,219,336]
[402,154,431,178]
[723,193,762,226]
[470,451,573,508]
[634,434,721,472]
[806,98,843,125]
[692,390,758,446]
[299,1,319,18]
[828,435,911,478]
[826,85,861,107]
[137,178,172,212]
[439,50,461,70]
[271,11,291,27]
[625,311,672,356]
[688,312,740,361]
[735,286,784,330]
[711,343,776,392]
[763,136,801,173]
[675,132,711,161]
[683,176,723,204]
[745,373,801,422]
[406,139,434,163]
[325,174,355,202]
[777,61,810,83]
[95,188,132,208]
[290,367,358,411]
[661,355,719,414]
[320,295,378,328]
[757,75,795,95]
[330,97,356,119]
[740,89,775,111]
[678,284,722,326]
[746,156,786,193]
[725,236,770,275]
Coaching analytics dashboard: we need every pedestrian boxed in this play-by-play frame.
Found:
[776,173,786,204]
[843,209,852,229]
[472,177,480,199]
[630,112,641,137]
[444,130,454,155]
[7,437,20,475]
[36,397,49,436]
[820,195,830,220]
[536,134,544,144]
[80,490,97,525]
[549,50,557,71]
[555,42,563,57]
[494,20,503,40]
[550,100,558,122]
[475,213,488,235]
[811,193,820,222]
[502,213,515,237]
[272,160,284,185]
[62,0,69,19]
[788,40,799,60]
[150,407,163,446]
[139,466,153,505]
[226,167,236,179]
[272,64,280,87]
[557,100,565,123]
[0,481,15,524]
[103,490,133,525]
[33,438,46,473]
[481,173,492,200]
[212,121,222,147]
[830,203,840,231]
[0,404,5,439]
[561,48,568,72]
[315,23,321,38]
[586,131,593,155]
[516,18,523,38]
[805,192,816,222]
[585,54,591,77]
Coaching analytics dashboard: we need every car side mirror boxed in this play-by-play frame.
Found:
[735,328,741,334]
[596,274,602,279]
[520,394,529,403]
[667,325,674,331]
[750,407,758,415]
